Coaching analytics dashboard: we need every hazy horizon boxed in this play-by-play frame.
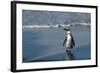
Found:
[22,10,91,25]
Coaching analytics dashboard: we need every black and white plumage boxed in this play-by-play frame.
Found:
[63,28,75,51]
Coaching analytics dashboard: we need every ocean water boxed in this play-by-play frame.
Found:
[22,25,91,63]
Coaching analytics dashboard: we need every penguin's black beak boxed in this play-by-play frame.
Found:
[63,28,70,31]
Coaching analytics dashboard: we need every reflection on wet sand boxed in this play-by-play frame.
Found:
[66,50,75,60]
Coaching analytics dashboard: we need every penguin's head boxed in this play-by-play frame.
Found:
[67,31,71,34]
[63,28,71,34]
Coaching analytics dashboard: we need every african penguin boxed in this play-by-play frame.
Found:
[63,28,75,51]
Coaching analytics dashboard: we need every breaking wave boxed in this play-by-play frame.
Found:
[23,23,90,29]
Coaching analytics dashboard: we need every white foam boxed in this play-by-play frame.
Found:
[22,23,90,29]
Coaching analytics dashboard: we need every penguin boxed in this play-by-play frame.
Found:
[63,28,75,51]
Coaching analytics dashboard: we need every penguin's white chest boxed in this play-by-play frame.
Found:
[65,35,71,48]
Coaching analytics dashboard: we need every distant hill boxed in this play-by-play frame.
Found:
[22,10,91,25]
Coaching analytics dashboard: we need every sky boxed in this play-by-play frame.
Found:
[22,10,91,25]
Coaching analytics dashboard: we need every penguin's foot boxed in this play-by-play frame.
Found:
[66,49,72,51]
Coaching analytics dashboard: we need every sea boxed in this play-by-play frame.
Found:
[22,25,91,63]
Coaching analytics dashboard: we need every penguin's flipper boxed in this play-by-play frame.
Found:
[63,37,67,46]
[71,35,75,47]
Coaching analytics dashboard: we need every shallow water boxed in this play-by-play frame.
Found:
[22,25,91,62]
